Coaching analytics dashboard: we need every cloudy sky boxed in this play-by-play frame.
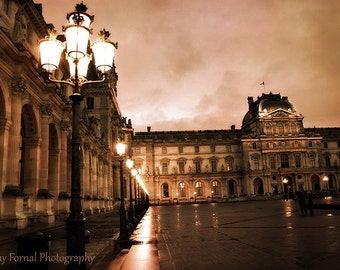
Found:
[38,0,340,132]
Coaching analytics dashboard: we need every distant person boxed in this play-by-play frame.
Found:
[307,193,314,216]
[297,191,307,215]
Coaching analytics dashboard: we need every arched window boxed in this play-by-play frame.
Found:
[162,183,169,198]
[254,178,264,195]
[195,181,203,196]
[228,180,236,195]
[311,175,320,191]
[212,180,220,196]
[179,182,186,198]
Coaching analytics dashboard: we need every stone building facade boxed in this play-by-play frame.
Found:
[0,0,132,229]
[132,93,340,204]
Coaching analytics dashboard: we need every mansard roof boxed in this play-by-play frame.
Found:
[133,129,241,143]
[242,92,300,128]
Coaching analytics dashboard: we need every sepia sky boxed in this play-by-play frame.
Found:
[38,0,340,132]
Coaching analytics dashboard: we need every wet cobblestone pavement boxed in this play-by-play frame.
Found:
[153,199,340,270]
[0,211,120,270]
[1,198,339,270]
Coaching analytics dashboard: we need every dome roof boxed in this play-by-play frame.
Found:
[259,97,293,113]
[242,93,296,127]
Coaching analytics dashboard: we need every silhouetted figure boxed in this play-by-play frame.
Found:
[297,191,307,215]
[307,193,314,216]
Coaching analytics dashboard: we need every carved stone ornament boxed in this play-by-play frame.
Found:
[60,120,71,131]
[11,76,27,93]
[40,103,53,116]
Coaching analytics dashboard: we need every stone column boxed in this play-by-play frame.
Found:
[91,149,100,213]
[36,103,54,223]
[0,118,12,221]
[57,119,70,219]
[3,77,27,228]
[0,118,12,191]
[83,143,93,215]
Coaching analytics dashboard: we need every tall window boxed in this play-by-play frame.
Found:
[162,162,168,174]
[291,124,297,135]
[308,141,313,147]
[281,154,289,168]
[178,146,183,153]
[252,142,257,149]
[269,155,276,169]
[323,142,328,148]
[309,152,316,167]
[179,161,185,174]
[325,155,331,167]
[211,160,217,172]
[226,144,231,152]
[226,157,233,171]
[194,160,201,173]
[162,146,167,154]
[195,145,200,153]
[278,124,284,135]
[210,145,216,153]
[162,183,169,198]
[179,182,186,197]
[253,156,259,170]
[86,97,94,109]
[195,181,203,196]
[228,180,236,195]
[212,180,220,195]
[295,155,301,168]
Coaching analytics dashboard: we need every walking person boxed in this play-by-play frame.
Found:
[297,191,307,215]
[307,192,314,216]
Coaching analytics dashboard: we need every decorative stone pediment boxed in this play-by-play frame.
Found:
[262,108,297,119]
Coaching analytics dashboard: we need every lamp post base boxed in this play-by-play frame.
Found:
[66,217,86,270]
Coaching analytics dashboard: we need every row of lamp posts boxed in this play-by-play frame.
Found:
[37,3,148,269]
[116,141,149,244]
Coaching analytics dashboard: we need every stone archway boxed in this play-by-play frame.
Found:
[48,123,60,199]
[254,178,264,195]
[20,104,39,196]
[228,179,237,195]
[311,174,320,192]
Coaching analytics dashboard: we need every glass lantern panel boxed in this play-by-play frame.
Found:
[65,25,90,59]
[92,41,115,73]
[68,54,90,78]
[116,142,126,156]
[39,39,64,72]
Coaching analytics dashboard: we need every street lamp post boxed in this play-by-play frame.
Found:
[131,168,138,222]
[116,142,129,240]
[282,178,289,200]
[126,159,134,224]
[39,3,116,269]
[323,175,329,197]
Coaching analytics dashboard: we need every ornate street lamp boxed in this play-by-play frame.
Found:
[39,3,116,269]
[116,141,129,240]
[131,168,138,221]
[126,159,134,224]
[323,175,329,196]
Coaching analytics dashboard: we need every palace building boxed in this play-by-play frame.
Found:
[132,93,340,204]
[0,0,133,229]
[1,0,340,230]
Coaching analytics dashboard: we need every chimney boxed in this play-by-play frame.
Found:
[248,96,254,110]
[147,126,151,132]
